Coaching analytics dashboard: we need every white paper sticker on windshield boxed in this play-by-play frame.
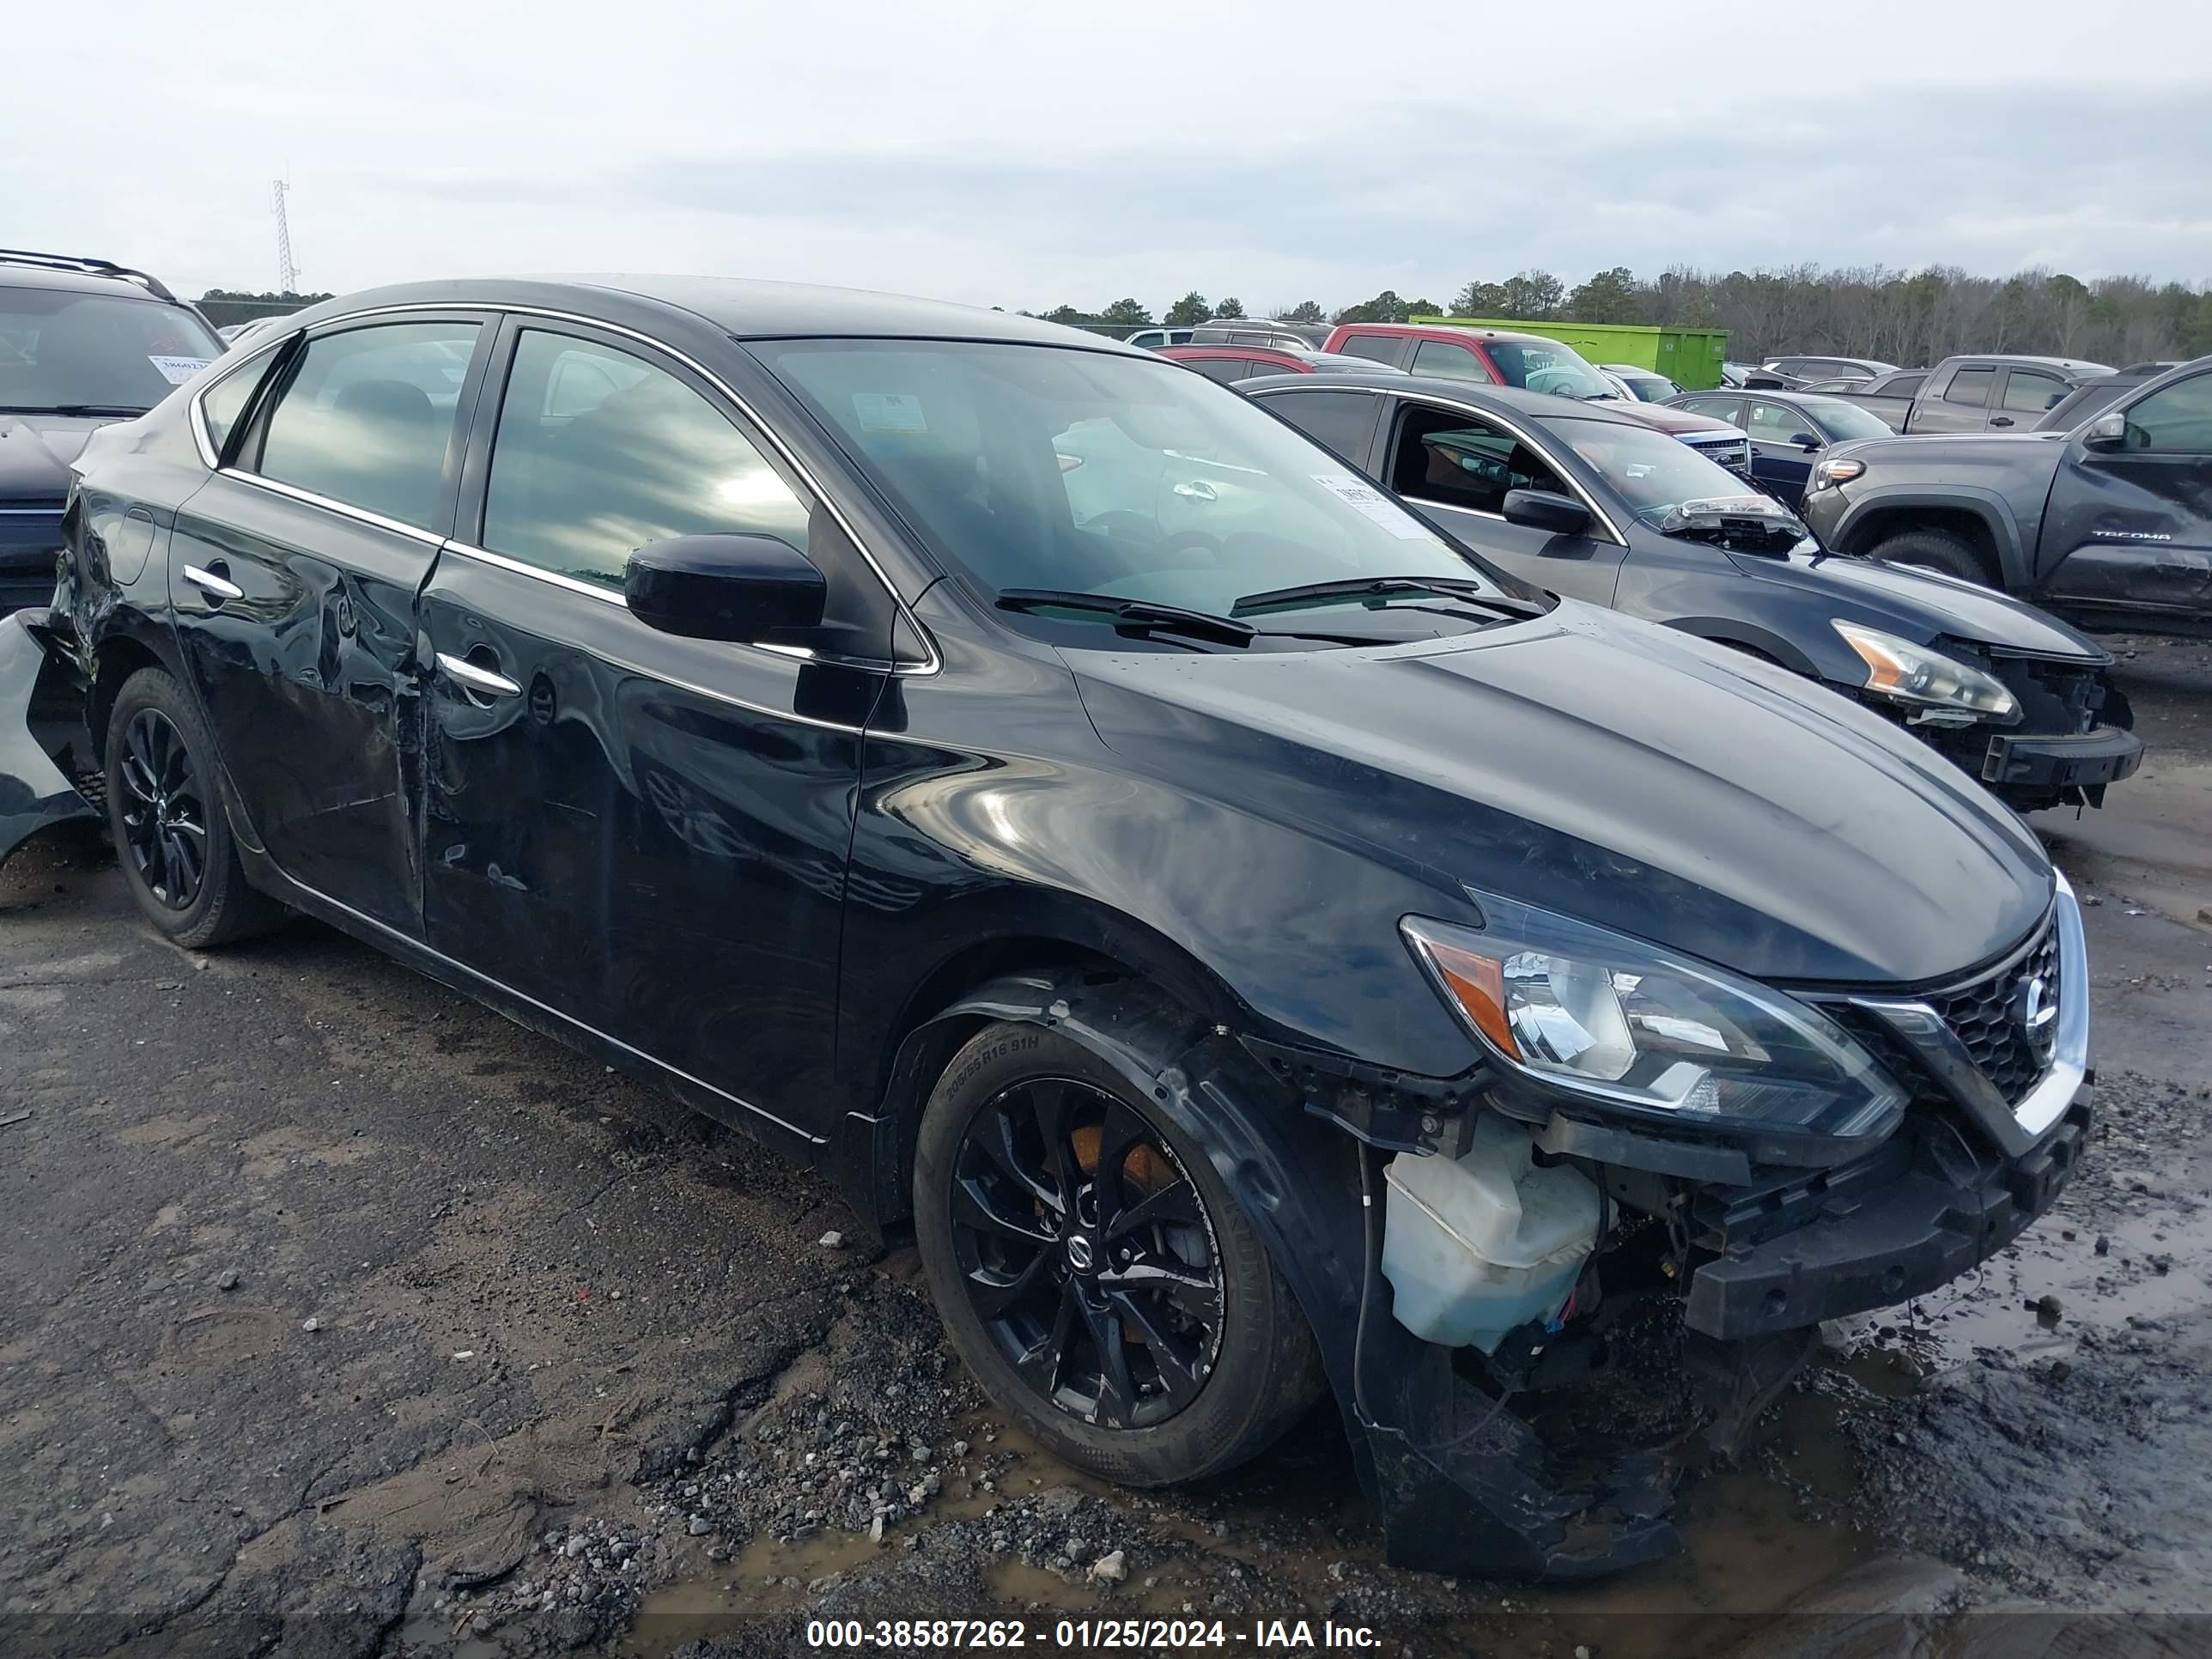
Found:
[852,392,927,433]
[1311,472,1432,538]
[148,355,210,385]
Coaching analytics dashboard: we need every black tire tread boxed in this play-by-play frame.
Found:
[1869,527,1995,586]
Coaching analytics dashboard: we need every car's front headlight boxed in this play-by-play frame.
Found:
[1808,456,1863,491]
[1403,898,1905,1146]
[1833,622,2019,723]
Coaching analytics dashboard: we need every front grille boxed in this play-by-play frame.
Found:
[1928,919,2060,1103]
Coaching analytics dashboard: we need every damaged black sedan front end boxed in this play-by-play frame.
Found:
[0,606,97,869]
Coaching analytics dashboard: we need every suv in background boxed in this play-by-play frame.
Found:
[1188,320,1330,350]
[1159,343,1406,383]
[1763,355,1897,386]
[1121,326,1194,350]
[1324,323,1753,475]
[0,250,224,615]
[1800,355,2212,635]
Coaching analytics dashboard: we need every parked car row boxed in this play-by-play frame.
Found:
[0,257,2127,1586]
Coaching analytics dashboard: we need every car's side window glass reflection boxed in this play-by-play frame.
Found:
[252,321,480,529]
[481,330,811,591]
[1390,404,1566,515]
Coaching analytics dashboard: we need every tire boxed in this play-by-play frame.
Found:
[914,1019,1324,1486]
[105,667,286,948]
[1869,527,1994,586]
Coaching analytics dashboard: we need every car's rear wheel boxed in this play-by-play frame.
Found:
[105,667,285,948]
[1869,527,1994,586]
[914,1020,1322,1486]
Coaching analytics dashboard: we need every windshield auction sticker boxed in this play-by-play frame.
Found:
[1310,472,1434,538]
[147,356,210,385]
[852,392,927,433]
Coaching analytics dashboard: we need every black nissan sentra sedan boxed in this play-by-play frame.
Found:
[0,279,2091,1580]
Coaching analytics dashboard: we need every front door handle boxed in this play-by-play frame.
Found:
[1990,416,2015,428]
[182,563,244,602]
[435,651,523,699]
[1172,479,1218,502]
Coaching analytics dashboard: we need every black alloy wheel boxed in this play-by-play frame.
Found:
[915,1020,1324,1487]
[104,666,287,949]
[948,1076,1224,1431]
[116,707,207,910]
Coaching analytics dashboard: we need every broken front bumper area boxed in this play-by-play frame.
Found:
[0,608,97,870]
[1980,724,2142,806]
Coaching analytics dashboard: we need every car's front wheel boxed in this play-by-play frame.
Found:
[105,667,285,948]
[914,1020,1323,1486]
[1869,527,1995,586]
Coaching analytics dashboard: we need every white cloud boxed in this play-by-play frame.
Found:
[6,0,2209,307]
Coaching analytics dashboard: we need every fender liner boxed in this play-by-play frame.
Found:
[0,609,98,869]
[849,971,1680,1580]
[1830,484,2030,586]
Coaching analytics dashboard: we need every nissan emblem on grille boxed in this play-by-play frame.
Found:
[2017,969,2057,1063]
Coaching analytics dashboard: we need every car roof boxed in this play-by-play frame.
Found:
[1243,368,1648,426]
[1328,322,1559,346]
[0,262,178,301]
[283,276,1148,350]
[1952,353,2107,373]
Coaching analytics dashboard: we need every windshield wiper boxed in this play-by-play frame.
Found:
[1231,575,1549,618]
[0,403,152,417]
[996,588,1258,647]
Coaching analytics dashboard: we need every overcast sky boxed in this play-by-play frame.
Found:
[11,0,2210,313]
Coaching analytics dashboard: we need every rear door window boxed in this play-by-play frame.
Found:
[249,320,482,529]
[1253,389,1381,465]
[1336,334,1408,367]
[481,328,810,589]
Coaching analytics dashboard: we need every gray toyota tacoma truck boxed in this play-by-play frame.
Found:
[1799,355,2212,640]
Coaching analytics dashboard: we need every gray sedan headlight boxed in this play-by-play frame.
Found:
[1833,622,2019,721]
[1403,897,1905,1145]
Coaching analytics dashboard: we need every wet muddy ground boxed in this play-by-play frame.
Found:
[2,635,2208,1658]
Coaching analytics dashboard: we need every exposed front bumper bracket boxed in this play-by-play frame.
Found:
[1,608,98,870]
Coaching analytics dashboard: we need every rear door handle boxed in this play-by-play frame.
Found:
[1172,480,1218,501]
[182,563,244,602]
[1990,416,2015,428]
[435,652,523,699]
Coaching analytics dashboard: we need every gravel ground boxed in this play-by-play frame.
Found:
[2,636,2207,1658]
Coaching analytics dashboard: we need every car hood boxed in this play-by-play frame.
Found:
[1722,546,2110,659]
[1832,430,2062,466]
[1070,605,2051,988]
[0,415,109,501]
[1609,402,1736,435]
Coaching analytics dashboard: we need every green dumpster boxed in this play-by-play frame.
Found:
[1410,318,1729,392]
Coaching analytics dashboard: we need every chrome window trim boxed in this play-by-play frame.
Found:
[186,331,296,471]
[206,299,939,675]
[215,467,447,545]
[1257,386,1629,546]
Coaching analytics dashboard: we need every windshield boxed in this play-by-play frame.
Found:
[1480,341,1617,402]
[0,289,221,413]
[1798,398,1894,442]
[1553,417,1780,525]
[757,340,1530,618]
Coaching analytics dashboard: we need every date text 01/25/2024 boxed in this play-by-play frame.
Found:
[804,1618,1383,1650]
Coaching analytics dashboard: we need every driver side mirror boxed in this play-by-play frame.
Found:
[1791,432,1822,451]
[625,533,828,643]
[1502,488,1592,537]
[2081,411,2129,452]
